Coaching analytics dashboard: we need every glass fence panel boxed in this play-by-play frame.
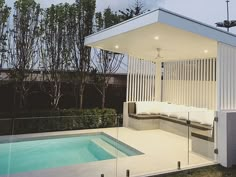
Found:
[0,118,12,176]
[0,114,120,177]
[0,109,218,177]
[116,109,189,176]
[188,110,217,167]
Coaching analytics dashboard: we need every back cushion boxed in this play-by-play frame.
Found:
[136,101,165,115]
[149,102,164,114]
[189,108,208,123]
[201,110,215,127]
[169,105,189,119]
[159,103,172,116]
[136,102,150,115]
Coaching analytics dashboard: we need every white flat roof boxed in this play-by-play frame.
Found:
[85,8,236,60]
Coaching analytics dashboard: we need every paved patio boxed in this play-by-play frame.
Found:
[0,128,215,177]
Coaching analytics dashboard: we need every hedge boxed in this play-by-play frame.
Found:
[0,108,121,135]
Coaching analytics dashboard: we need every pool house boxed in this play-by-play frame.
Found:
[85,8,236,173]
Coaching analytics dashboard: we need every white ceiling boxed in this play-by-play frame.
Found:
[90,22,218,61]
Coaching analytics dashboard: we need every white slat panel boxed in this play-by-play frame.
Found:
[175,62,177,103]
[153,63,156,101]
[171,62,173,102]
[136,59,140,101]
[234,50,236,109]
[141,59,144,101]
[177,61,180,104]
[132,57,135,101]
[148,61,151,101]
[209,58,213,109]
[150,62,153,101]
[139,59,142,101]
[126,57,130,101]
[127,57,158,102]
[181,61,184,104]
[201,59,204,108]
[194,60,197,107]
[162,58,216,110]
[185,60,187,105]
[213,58,216,110]
[223,45,227,109]
[190,61,192,106]
[155,61,161,101]
[229,47,233,109]
[219,44,224,110]
[198,60,201,107]
[166,63,169,102]
[206,59,209,108]
[133,58,137,101]
[129,57,133,101]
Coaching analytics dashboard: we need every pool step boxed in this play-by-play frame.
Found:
[92,138,127,158]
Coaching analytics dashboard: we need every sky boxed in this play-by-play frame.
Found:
[5,0,236,72]
[6,0,236,34]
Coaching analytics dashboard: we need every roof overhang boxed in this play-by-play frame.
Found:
[85,8,236,61]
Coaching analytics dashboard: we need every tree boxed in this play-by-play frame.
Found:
[93,8,124,109]
[95,8,121,31]
[92,2,148,109]
[0,0,11,69]
[69,0,96,109]
[40,3,72,109]
[119,0,146,21]
[8,0,42,110]
[92,49,124,109]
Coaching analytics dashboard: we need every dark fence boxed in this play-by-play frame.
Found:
[0,82,126,113]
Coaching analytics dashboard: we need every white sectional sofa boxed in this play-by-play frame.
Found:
[127,101,216,159]
[133,101,215,127]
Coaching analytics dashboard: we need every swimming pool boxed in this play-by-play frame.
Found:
[0,133,142,175]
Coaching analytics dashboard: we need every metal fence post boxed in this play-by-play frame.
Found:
[126,169,130,177]
[177,161,181,170]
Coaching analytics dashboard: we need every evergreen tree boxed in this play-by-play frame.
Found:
[93,7,124,109]
[0,0,11,68]
[69,0,96,109]
[119,0,147,21]
[8,0,42,109]
[40,3,72,109]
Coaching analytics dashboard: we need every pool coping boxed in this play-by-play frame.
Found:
[0,130,144,155]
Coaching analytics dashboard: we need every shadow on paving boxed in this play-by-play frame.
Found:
[151,165,236,177]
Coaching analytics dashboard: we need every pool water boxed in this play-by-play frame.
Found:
[0,133,142,175]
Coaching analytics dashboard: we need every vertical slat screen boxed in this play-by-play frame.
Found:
[163,58,217,110]
[127,56,157,102]
[218,42,236,110]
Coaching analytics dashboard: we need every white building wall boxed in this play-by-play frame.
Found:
[217,42,236,110]
[217,43,236,167]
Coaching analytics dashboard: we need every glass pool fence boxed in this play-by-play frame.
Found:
[0,112,217,177]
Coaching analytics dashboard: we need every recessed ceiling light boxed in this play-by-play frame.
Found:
[204,49,209,54]
[154,36,159,40]
[115,45,119,49]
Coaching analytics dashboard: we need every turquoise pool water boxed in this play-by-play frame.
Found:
[0,133,142,175]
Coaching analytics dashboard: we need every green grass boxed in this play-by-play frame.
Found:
[153,165,236,177]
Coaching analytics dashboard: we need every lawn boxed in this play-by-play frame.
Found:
[154,165,236,177]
